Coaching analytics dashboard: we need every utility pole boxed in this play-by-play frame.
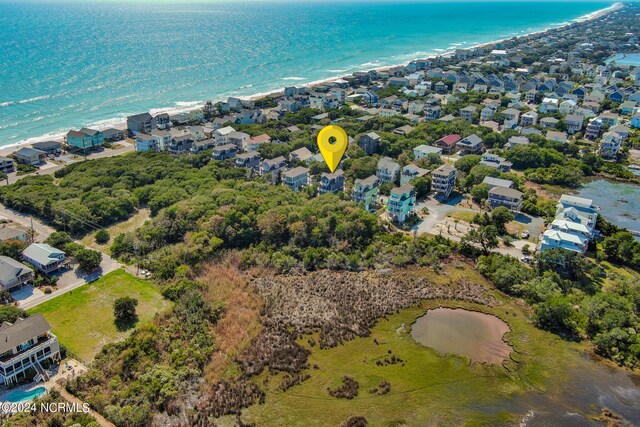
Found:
[28,217,35,244]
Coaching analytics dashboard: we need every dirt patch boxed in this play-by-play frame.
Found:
[201,253,264,384]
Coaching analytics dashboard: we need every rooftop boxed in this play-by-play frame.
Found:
[0,314,51,355]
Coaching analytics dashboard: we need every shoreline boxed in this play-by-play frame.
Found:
[0,1,622,158]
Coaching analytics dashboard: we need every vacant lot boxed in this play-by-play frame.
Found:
[28,269,170,362]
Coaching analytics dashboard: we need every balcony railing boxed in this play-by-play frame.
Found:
[0,335,57,366]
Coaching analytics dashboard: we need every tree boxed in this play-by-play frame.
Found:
[536,248,590,282]
[463,225,499,254]
[601,231,640,269]
[490,206,515,234]
[114,297,138,324]
[45,231,73,248]
[532,295,579,336]
[95,229,110,244]
[75,248,102,272]
[454,154,482,174]
[0,306,27,323]
[470,183,489,204]
[412,177,431,199]
[0,239,28,259]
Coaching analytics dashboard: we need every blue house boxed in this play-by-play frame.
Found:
[135,134,159,152]
[66,128,104,150]
[631,114,640,129]
[608,91,624,103]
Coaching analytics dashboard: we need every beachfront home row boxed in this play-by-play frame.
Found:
[0,156,14,173]
[66,128,104,150]
[0,314,60,385]
[13,148,46,166]
[539,195,598,254]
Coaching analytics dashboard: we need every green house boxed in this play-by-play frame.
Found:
[353,175,379,211]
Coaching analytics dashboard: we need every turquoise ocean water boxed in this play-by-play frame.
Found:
[0,1,613,148]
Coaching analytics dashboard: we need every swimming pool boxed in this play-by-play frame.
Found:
[6,387,46,402]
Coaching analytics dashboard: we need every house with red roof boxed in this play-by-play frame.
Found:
[433,134,461,155]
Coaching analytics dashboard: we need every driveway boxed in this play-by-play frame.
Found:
[0,203,121,309]
[412,195,478,235]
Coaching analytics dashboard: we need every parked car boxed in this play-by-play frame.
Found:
[520,256,534,264]
[520,230,530,239]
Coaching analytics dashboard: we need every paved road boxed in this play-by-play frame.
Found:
[0,203,121,309]
[1,143,134,186]
[411,195,543,259]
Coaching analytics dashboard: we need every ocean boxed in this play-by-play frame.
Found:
[0,0,614,149]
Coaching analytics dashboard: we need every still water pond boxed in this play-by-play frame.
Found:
[577,179,640,233]
[410,308,511,364]
[607,52,640,66]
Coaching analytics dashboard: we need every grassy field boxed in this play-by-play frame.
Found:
[28,269,170,362]
[80,208,150,253]
[241,265,593,427]
[446,210,477,223]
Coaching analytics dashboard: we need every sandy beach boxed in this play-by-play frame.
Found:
[0,1,622,159]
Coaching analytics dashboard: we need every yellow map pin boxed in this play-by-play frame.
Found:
[317,125,348,173]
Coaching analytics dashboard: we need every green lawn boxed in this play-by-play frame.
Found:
[28,269,170,362]
[446,210,477,223]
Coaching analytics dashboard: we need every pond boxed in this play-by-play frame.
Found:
[6,386,46,402]
[410,308,511,364]
[607,52,640,66]
[577,179,640,233]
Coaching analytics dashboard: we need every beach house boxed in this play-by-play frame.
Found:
[289,147,314,164]
[319,170,345,195]
[0,156,14,173]
[431,164,456,200]
[244,134,271,152]
[487,186,523,212]
[13,147,46,166]
[0,256,33,291]
[282,166,309,192]
[359,132,381,155]
[261,156,287,184]
[540,195,599,254]
[376,157,401,183]
[456,134,483,154]
[212,144,237,161]
[400,164,429,186]
[22,243,65,274]
[565,114,584,135]
[387,184,416,224]
[434,134,461,155]
[0,314,61,385]
[413,144,442,160]
[353,175,379,211]
[235,152,261,171]
[31,141,61,156]
[0,225,28,243]
[599,131,624,158]
[480,153,512,172]
[66,128,104,150]
[135,134,160,152]
[127,112,156,135]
